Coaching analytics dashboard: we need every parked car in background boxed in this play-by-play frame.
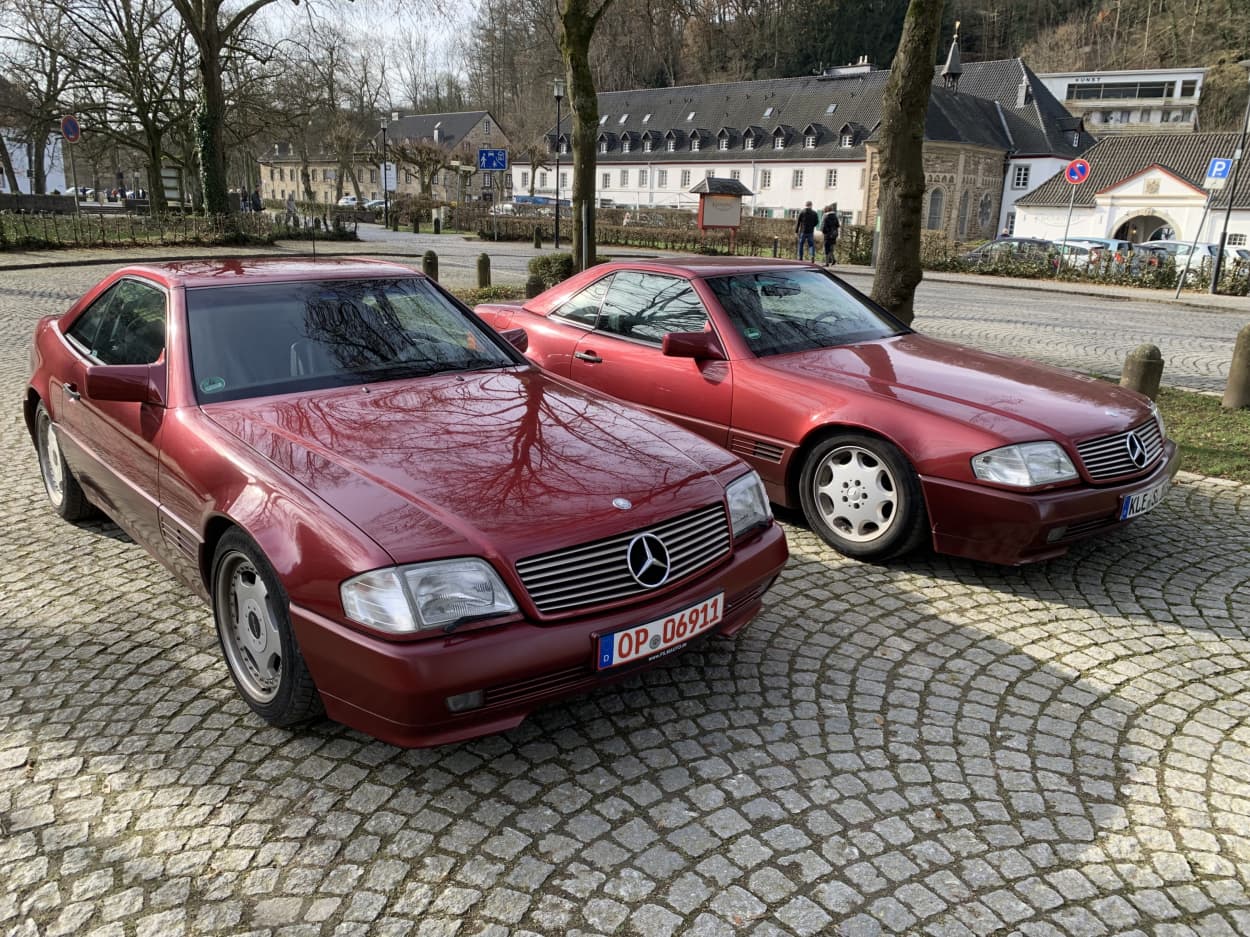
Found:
[963,237,1053,268]
[1051,242,1095,270]
[24,258,788,747]
[1128,243,1172,275]
[335,195,358,207]
[363,199,386,212]
[1142,240,1220,283]
[476,259,1179,566]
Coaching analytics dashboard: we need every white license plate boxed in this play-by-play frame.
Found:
[596,593,724,671]
[1120,479,1170,520]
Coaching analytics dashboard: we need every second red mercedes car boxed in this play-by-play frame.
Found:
[476,258,1179,565]
[24,258,788,747]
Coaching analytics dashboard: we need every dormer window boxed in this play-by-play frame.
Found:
[717,137,729,151]
[745,137,755,151]
[773,135,785,150]
[666,138,676,152]
[840,133,853,147]
[599,140,608,154]
[622,138,632,153]
[691,137,701,151]
[559,140,568,155]
[643,139,653,153]
[803,134,816,148]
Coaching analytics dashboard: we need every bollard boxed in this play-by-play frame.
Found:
[1120,343,1164,401]
[1222,323,1250,409]
[412,218,419,234]
[772,237,780,258]
[533,226,542,249]
[525,275,545,298]
[422,250,438,281]
[433,217,441,235]
[477,253,491,288]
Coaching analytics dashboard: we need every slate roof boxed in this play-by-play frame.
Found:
[690,177,754,196]
[540,58,1088,167]
[1015,132,1248,209]
[388,111,489,149]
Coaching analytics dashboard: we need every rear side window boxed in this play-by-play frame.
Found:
[66,278,166,365]
[551,277,610,327]
[596,272,707,344]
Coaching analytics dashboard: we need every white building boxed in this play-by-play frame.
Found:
[0,131,68,194]
[1013,132,1247,246]
[1036,67,1206,136]
[509,54,1094,240]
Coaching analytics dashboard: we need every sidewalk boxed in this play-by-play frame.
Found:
[0,238,1245,311]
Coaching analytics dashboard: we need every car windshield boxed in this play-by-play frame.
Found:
[705,270,907,357]
[187,277,517,403]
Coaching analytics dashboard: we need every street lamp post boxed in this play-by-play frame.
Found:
[1211,60,1250,294]
[380,116,389,227]
[554,78,565,249]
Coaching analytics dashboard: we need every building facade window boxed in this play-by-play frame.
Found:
[539,171,548,187]
[602,172,610,188]
[792,169,804,188]
[803,134,816,148]
[1229,233,1248,246]
[772,135,785,150]
[1180,79,1198,98]
[483,119,491,134]
[745,137,755,151]
[718,137,729,151]
[706,169,714,178]
[1005,211,1016,235]
[521,171,529,188]
[656,169,668,187]
[639,169,648,186]
[1012,164,1030,189]
[957,190,970,238]
[599,141,608,154]
[666,139,676,152]
[760,170,771,189]
[643,139,653,153]
[622,139,631,153]
[691,137,701,151]
[559,141,568,155]
[840,133,853,147]
[925,188,945,230]
[680,169,691,187]
[620,169,628,186]
[825,169,837,187]
[730,169,740,181]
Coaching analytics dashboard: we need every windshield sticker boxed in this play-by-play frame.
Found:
[200,376,226,394]
[744,327,761,340]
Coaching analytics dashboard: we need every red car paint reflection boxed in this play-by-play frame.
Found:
[476,258,1179,565]
[24,258,787,747]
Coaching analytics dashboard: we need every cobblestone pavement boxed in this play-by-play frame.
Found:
[3,265,1250,937]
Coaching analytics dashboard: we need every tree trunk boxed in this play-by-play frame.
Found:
[870,0,945,325]
[33,136,48,194]
[145,134,168,214]
[0,137,21,193]
[559,0,600,269]
[197,26,231,216]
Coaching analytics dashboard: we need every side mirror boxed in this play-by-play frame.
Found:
[662,330,726,361]
[499,327,529,353]
[85,363,165,405]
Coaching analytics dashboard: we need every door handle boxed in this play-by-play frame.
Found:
[574,351,602,364]
[63,382,80,400]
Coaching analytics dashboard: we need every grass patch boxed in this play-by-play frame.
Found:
[1156,386,1250,483]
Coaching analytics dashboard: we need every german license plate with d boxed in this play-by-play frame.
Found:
[596,593,723,671]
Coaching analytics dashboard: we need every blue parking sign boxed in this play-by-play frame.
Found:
[478,148,508,171]
[1205,157,1234,190]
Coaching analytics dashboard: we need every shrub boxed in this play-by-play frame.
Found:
[455,285,526,306]
[528,252,575,288]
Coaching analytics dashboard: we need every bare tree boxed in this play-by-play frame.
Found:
[870,0,945,324]
[0,0,73,193]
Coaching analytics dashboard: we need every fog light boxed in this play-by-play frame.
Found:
[445,690,485,713]
[1046,527,1068,543]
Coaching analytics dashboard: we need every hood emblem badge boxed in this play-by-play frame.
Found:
[1125,432,1148,469]
[613,498,633,511]
[627,533,671,588]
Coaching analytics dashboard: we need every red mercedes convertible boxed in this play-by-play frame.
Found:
[476,258,1179,565]
[24,258,787,747]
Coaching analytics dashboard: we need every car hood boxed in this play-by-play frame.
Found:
[201,368,737,564]
[758,333,1153,441]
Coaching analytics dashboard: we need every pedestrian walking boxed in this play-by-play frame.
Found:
[285,193,298,227]
[795,201,818,261]
[250,186,263,213]
[820,205,840,266]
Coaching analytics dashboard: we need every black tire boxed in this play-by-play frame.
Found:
[211,529,322,726]
[798,432,928,562]
[34,401,93,521]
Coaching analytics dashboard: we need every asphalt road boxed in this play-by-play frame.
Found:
[2,261,1249,937]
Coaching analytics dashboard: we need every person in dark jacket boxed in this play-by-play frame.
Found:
[820,205,840,265]
[795,201,818,260]
[250,186,263,213]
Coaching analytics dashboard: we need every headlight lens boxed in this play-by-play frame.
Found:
[726,470,772,538]
[971,441,1077,487]
[1151,401,1166,440]
[341,558,518,634]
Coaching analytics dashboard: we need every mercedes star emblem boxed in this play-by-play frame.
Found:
[1124,431,1147,469]
[612,497,633,510]
[626,533,671,588]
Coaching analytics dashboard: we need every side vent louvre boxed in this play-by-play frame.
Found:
[159,512,198,560]
[730,435,785,464]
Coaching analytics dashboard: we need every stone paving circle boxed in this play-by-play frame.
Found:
[2,263,1249,937]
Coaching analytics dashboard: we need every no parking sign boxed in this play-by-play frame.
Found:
[1065,158,1091,184]
[60,115,81,144]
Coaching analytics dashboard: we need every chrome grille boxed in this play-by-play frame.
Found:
[1075,417,1164,481]
[515,504,731,614]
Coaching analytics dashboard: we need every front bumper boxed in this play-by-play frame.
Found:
[922,442,1181,565]
[289,522,788,748]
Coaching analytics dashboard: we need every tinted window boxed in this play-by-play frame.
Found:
[596,272,707,344]
[187,277,518,402]
[551,277,609,327]
[66,278,166,365]
[707,270,905,358]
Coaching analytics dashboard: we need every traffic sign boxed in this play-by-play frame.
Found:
[1204,156,1233,191]
[60,115,81,144]
[478,148,508,171]
[1064,158,1090,185]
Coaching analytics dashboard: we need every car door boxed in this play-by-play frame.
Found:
[528,275,613,376]
[57,277,168,546]
[570,271,732,445]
